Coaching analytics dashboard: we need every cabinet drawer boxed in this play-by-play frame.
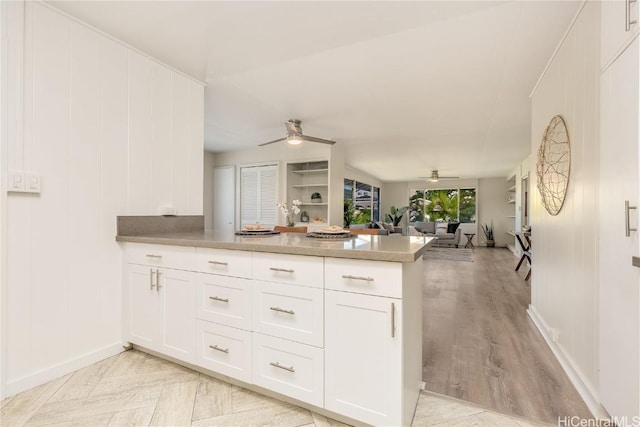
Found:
[197,248,252,278]
[125,243,196,271]
[197,274,251,330]
[197,320,252,383]
[252,333,323,407]
[252,252,323,288]
[252,281,323,347]
[325,258,402,298]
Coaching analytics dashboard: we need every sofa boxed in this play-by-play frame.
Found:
[407,221,462,247]
[348,222,403,235]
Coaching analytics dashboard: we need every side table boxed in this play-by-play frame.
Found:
[464,233,475,249]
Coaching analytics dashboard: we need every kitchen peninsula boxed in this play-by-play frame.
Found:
[116,216,433,426]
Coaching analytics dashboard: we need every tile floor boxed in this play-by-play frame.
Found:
[0,349,552,426]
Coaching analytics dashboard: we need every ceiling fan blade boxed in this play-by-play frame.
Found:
[300,135,336,145]
[259,137,287,147]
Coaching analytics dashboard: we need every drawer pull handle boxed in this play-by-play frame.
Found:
[149,268,155,290]
[391,302,396,338]
[342,274,374,282]
[269,267,294,273]
[209,296,229,303]
[270,361,295,373]
[145,254,162,258]
[270,306,295,315]
[208,260,229,266]
[209,344,229,354]
[156,270,161,291]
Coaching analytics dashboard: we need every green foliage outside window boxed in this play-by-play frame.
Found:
[408,188,476,223]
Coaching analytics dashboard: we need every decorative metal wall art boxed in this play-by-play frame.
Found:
[536,115,571,216]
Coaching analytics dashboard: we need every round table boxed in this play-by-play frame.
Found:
[464,233,476,249]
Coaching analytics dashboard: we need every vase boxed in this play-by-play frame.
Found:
[287,214,295,227]
[486,239,495,247]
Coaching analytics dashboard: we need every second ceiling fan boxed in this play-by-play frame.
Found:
[419,170,460,182]
[259,119,336,147]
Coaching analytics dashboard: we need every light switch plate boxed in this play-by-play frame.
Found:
[8,171,25,192]
[26,173,41,193]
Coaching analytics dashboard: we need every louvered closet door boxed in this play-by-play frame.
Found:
[240,165,278,227]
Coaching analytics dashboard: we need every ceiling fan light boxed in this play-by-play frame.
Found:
[287,136,302,145]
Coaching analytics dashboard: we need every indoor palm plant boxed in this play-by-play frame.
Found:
[385,205,408,226]
[482,221,495,247]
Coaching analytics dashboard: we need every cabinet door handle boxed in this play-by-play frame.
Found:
[145,254,162,258]
[149,268,155,290]
[209,344,229,354]
[270,361,295,373]
[209,296,229,303]
[269,267,294,273]
[156,270,161,291]
[342,274,374,282]
[208,260,228,266]
[626,200,637,237]
[391,302,396,338]
[270,306,295,315]
[627,0,638,31]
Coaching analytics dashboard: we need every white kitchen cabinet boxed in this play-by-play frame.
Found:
[157,268,196,363]
[252,333,324,407]
[124,248,196,364]
[121,241,424,425]
[252,281,324,347]
[125,264,160,348]
[599,37,640,421]
[252,252,323,289]
[602,0,640,68]
[197,320,252,383]
[197,273,252,330]
[325,290,402,425]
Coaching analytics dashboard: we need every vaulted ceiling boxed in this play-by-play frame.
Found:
[49,1,581,181]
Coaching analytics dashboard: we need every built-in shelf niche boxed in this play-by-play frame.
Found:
[287,160,330,226]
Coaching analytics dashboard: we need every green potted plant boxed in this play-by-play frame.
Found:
[385,205,409,226]
[344,199,361,228]
[482,221,495,247]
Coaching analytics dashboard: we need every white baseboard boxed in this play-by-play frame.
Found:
[527,306,609,420]
[5,342,124,397]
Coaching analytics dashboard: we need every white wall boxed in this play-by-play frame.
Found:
[214,143,345,226]
[381,182,411,228]
[477,178,513,247]
[529,0,600,412]
[204,151,215,230]
[3,2,204,396]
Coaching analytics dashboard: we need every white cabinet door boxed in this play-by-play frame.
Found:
[126,264,160,349]
[324,290,402,426]
[158,268,197,363]
[602,0,639,68]
[599,38,640,420]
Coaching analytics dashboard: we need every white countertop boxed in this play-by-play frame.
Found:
[116,230,434,262]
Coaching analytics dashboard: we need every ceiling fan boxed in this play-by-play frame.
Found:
[419,170,460,182]
[259,119,336,147]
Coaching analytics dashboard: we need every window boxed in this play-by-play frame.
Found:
[344,178,380,224]
[240,164,277,226]
[408,188,476,223]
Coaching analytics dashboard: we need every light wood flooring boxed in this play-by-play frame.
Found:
[0,349,551,426]
[423,247,592,424]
